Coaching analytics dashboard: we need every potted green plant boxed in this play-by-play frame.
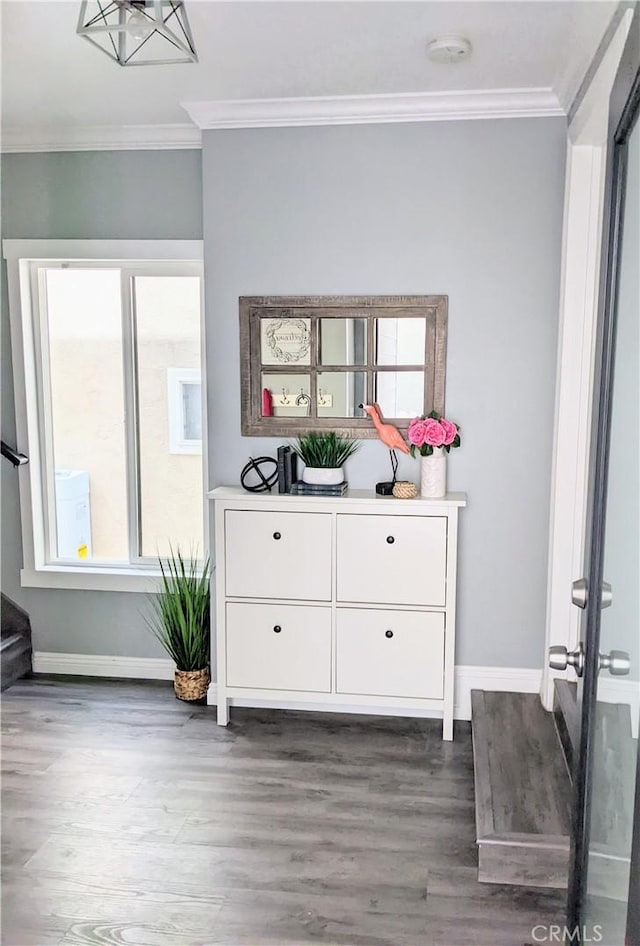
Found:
[147,549,211,701]
[292,432,359,485]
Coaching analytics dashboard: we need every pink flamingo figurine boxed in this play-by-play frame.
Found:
[361,403,410,453]
[360,403,409,483]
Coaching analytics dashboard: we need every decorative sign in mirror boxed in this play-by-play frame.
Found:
[240,296,447,437]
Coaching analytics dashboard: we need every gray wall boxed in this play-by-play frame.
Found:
[1,123,566,670]
[601,119,639,680]
[1,149,203,657]
[203,119,567,669]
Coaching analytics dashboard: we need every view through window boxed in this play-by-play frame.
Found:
[41,264,204,565]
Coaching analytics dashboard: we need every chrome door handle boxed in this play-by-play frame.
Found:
[571,578,613,609]
[599,650,630,675]
[572,578,588,609]
[549,643,585,677]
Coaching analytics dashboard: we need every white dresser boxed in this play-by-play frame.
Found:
[209,487,466,740]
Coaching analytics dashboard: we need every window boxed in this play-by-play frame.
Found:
[4,240,205,591]
[167,369,202,455]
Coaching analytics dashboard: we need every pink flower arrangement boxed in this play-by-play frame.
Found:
[408,411,461,457]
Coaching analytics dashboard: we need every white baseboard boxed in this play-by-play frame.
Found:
[598,677,639,739]
[32,652,541,720]
[32,651,175,680]
[454,665,542,719]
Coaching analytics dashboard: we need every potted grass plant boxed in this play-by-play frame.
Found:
[147,549,211,701]
[292,431,359,485]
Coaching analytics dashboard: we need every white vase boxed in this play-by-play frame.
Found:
[302,466,343,485]
[420,448,446,498]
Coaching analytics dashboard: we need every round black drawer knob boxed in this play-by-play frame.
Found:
[273,625,282,633]
[385,629,394,639]
[273,531,281,540]
[386,535,395,544]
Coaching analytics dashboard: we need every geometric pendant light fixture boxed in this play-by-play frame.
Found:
[77,1,197,66]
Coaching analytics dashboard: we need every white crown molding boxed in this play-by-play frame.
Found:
[1,123,202,154]
[32,652,542,722]
[1,89,564,154]
[182,88,565,130]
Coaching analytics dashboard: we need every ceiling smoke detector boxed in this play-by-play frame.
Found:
[426,36,472,64]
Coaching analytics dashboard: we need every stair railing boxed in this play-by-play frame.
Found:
[1,442,29,467]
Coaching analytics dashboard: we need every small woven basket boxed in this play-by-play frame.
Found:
[174,668,210,702]
[392,480,418,500]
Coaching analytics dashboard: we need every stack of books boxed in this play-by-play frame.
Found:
[289,481,348,496]
[277,446,298,493]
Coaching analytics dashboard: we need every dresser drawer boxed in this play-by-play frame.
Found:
[226,602,331,692]
[225,510,332,600]
[336,514,447,606]
[337,608,444,700]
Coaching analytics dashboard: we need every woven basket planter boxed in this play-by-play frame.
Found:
[174,667,210,702]
[392,480,418,500]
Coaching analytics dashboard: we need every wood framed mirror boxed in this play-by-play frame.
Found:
[240,295,448,438]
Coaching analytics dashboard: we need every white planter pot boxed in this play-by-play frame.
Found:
[302,466,344,486]
[420,448,446,498]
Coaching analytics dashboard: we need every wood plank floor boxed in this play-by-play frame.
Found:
[2,677,565,946]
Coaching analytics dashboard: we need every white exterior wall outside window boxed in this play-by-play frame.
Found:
[3,240,206,592]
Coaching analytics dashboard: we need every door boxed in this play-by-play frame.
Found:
[556,44,640,946]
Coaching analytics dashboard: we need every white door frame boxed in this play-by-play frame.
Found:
[541,11,634,710]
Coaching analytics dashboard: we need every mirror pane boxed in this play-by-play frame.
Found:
[320,318,367,366]
[261,317,311,366]
[376,317,426,366]
[261,374,311,417]
[375,371,424,418]
[584,117,639,944]
[317,372,367,418]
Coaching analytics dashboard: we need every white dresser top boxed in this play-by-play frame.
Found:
[209,486,467,508]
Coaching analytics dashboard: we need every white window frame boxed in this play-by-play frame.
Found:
[167,368,202,455]
[3,239,207,592]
